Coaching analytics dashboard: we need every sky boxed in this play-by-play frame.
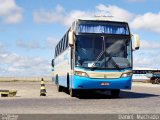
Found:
[0,0,160,77]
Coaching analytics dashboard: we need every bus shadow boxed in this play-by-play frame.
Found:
[76,90,160,99]
[120,91,160,99]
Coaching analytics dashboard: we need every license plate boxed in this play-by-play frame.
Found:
[101,82,110,86]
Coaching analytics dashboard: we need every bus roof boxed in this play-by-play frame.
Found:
[71,18,129,31]
[71,18,129,34]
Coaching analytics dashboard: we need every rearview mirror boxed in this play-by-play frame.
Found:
[68,30,75,46]
[132,34,140,50]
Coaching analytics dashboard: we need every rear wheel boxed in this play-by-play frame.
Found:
[55,75,58,85]
[111,89,120,98]
[56,75,63,92]
[57,85,63,92]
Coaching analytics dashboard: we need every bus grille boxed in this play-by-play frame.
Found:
[87,72,121,79]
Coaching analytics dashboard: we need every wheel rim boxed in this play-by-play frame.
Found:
[157,79,160,84]
[69,89,72,96]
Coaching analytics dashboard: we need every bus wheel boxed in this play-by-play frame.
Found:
[156,78,160,84]
[69,89,76,97]
[57,85,63,92]
[111,89,120,98]
[158,79,160,84]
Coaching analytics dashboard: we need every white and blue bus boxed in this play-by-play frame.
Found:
[52,18,140,97]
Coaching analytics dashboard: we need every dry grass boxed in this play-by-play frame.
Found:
[0,77,52,82]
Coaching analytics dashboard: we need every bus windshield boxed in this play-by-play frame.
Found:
[75,35,132,69]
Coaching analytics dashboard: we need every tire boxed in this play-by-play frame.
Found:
[157,79,160,84]
[56,75,63,92]
[111,89,120,98]
[155,78,160,84]
[67,74,69,89]
[69,89,76,97]
[55,75,58,85]
[57,85,63,92]
[150,79,155,84]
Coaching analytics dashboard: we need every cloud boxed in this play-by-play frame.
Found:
[133,50,160,69]
[33,4,133,26]
[9,56,50,71]
[0,42,4,49]
[141,40,160,49]
[16,37,59,50]
[62,10,93,26]
[0,37,59,76]
[96,5,160,34]
[0,0,23,24]
[0,53,21,65]
[131,12,160,33]
[0,42,51,77]
[33,4,64,23]
[125,0,146,2]
[16,40,41,49]
[46,37,59,48]
[96,4,133,21]
[0,51,51,77]
[133,39,160,69]
[33,4,160,34]
[4,11,23,24]
[0,42,7,55]
[34,5,92,26]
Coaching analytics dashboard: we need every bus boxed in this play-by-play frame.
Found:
[52,18,140,97]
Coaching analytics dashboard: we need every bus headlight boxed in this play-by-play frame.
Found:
[121,72,133,78]
[75,71,88,77]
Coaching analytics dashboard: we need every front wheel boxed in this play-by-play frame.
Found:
[111,89,120,98]
[69,89,76,97]
[155,78,160,84]
[158,79,160,84]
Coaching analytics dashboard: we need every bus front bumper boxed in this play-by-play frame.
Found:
[72,75,132,90]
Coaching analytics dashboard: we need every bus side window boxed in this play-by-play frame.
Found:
[55,47,57,57]
[58,43,60,55]
[59,41,61,53]
[62,38,64,51]
[65,34,68,49]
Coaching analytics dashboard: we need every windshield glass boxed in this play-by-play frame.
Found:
[75,35,132,69]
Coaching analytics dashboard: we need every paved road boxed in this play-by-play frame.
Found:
[0,82,160,114]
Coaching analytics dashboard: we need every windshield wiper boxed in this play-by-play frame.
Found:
[90,36,121,71]
[105,51,120,70]
[90,50,105,70]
